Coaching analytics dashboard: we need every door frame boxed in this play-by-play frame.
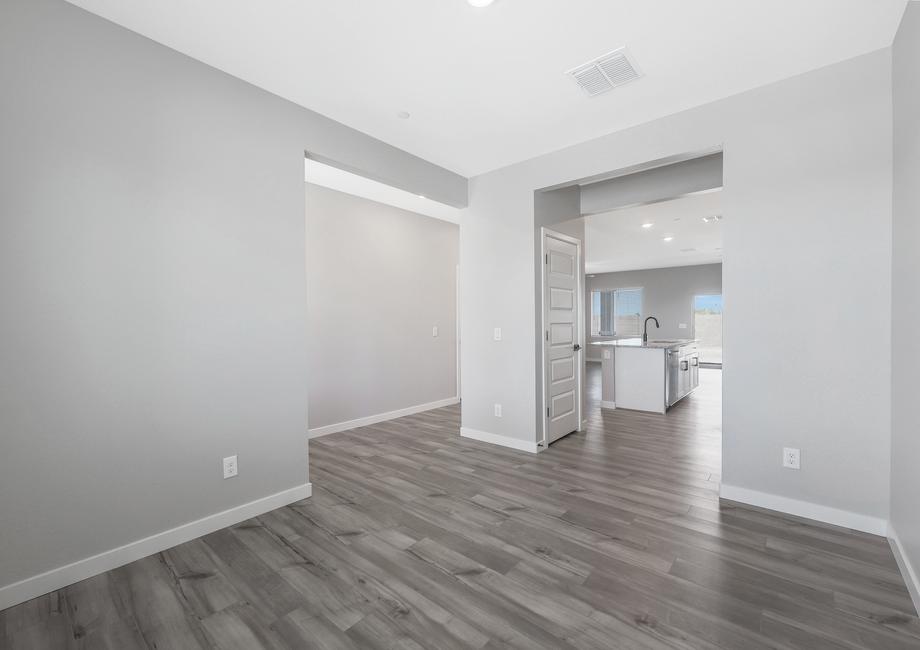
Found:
[540,227,585,448]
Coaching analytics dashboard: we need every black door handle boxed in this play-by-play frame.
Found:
[573,344,582,351]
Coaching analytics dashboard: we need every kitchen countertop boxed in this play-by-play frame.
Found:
[590,338,698,350]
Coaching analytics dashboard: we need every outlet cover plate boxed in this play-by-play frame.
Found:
[223,455,238,479]
[782,447,801,470]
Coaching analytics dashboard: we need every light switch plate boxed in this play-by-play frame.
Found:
[494,404,502,417]
[223,455,238,479]
[432,326,439,337]
[603,350,611,360]
[678,323,688,329]
[493,327,502,341]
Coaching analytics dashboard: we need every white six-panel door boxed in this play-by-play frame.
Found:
[543,230,582,445]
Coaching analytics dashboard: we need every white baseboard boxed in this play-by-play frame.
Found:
[600,400,616,410]
[719,484,888,536]
[309,397,459,439]
[460,427,539,453]
[0,483,312,612]
[889,525,920,617]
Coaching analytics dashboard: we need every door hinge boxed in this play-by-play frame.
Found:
[545,253,548,264]
[546,407,550,418]
[545,330,549,341]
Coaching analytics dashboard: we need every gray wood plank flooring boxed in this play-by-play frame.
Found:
[2,366,918,648]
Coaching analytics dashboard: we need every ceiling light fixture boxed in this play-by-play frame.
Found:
[641,223,653,229]
[467,0,495,6]
[397,111,411,120]
[702,215,723,223]
[418,195,426,199]
[662,236,674,242]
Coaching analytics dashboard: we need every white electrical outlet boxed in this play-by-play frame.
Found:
[223,455,238,479]
[782,447,801,470]
[432,325,439,337]
[493,327,502,341]
[494,403,502,418]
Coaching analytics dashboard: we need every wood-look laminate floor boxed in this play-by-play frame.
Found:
[3,366,919,649]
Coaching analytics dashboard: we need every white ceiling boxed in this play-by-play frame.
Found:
[585,190,722,274]
[66,1,906,177]
[305,159,461,224]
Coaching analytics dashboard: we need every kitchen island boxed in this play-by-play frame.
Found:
[592,338,700,414]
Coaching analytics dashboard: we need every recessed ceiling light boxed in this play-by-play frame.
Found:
[702,215,723,223]
[641,223,653,229]
[662,236,674,242]
[397,111,411,120]
[467,0,495,6]
[418,195,426,199]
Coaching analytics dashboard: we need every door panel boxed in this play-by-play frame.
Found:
[549,323,574,345]
[544,232,581,444]
[550,357,575,383]
[551,391,576,421]
[550,287,574,310]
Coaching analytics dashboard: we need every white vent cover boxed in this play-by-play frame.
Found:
[567,47,642,97]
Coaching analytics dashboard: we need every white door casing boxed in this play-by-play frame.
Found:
[542,229,583,445]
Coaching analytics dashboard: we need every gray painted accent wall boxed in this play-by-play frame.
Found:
[462,48,892,523]
[891,0,920,608]
[580,153,723,216]
[0,0,465,598]
[585,264,722,361]
[305,184,458,430]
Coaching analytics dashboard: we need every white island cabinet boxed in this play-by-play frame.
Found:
[592,338,699,414]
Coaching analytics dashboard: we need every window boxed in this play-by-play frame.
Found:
[590,288,643,337]
[693,294,723,365]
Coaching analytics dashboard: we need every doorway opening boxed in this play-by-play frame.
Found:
[540,228,584,448]
[304,156,462,439]
[534,150,723,487]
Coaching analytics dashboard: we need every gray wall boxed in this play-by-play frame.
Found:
[461,48,892,527]
[306,184,458,430]
[0,0,465,602]
[891,1,920,607]
[580,153,723,215]
[585,264,722,361]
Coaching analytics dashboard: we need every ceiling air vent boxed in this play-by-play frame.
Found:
[567,47,642,97]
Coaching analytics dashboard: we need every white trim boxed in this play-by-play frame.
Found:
[889,525,920,617]
[0,483,312,612]
[540,228,584,448]
[308,397,460,439]
[600,400,617,410]
[460,427,540,453]
[456,264,461,401]
[719,484,888,536]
